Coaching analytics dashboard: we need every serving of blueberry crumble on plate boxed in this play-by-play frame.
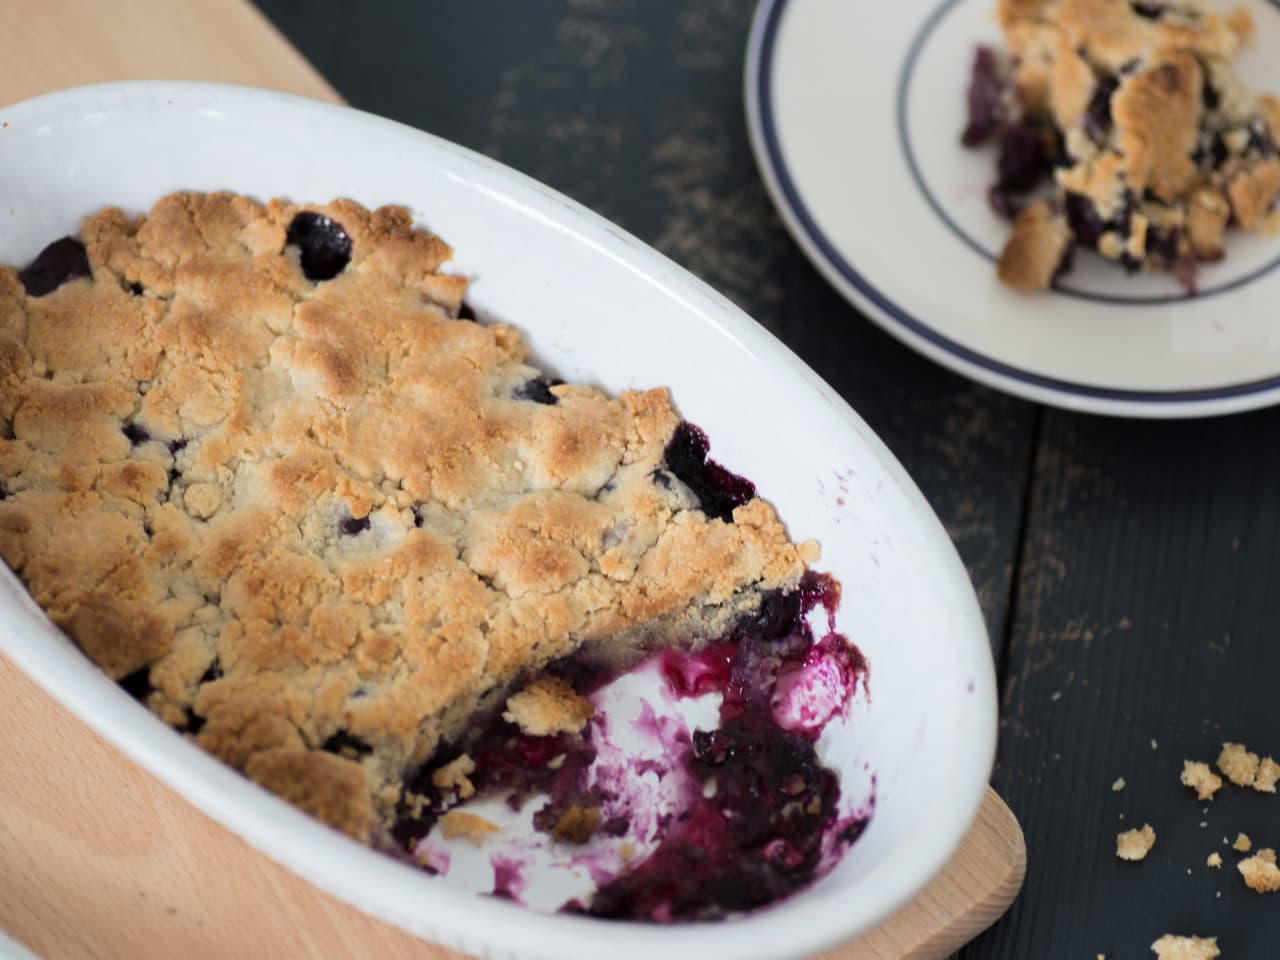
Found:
[965,0,1280,292]
[0,191,870,921]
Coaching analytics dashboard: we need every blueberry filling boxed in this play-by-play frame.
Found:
[322,730,374,758]
[1084,77,1120,142]
[391,572,868,922]
[661,422,756,523]
[184,707,206,735]
[1130,1,1166,18]
[122,422,150,446]
[411,506,424,528]
[199,659,223,684]
[168,438,187,455]
[285,212,353,282]
[18,237,92,297]
[962,46,1011,148]
[458,302,478,321]
[513,377,561,405]
[996,120,1062,194]
[1146,227,1182,263]
[128,281,145,296]
[118,665,155,702]
[340,514,371,536]
[1063,193,1106,248]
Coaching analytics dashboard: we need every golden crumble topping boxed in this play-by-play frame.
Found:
[1117,823,1157,860]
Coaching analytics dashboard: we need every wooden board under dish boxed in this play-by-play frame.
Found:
[0,2,1026,956]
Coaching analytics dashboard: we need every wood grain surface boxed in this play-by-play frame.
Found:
[0,0,1025,958]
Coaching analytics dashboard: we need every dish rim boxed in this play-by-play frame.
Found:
[0,79,997,960]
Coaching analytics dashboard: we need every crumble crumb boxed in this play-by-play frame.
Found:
[550,805,601,845]
[1218,741,1261,786]
[439,811,500,845]
[502,677,596,737]
[1150,935,1220,960]
[1181,761,1224,802]
[1118,824,1157,861]
[1112,777,1126,793]
[1207,852,1223,868]
[1256,756,1280,793]
[1152,739,1160,751]
[1239,848,1280,893]
[430,754,477,801]
[1234,832,1253,853]
[1227,5,1256,44]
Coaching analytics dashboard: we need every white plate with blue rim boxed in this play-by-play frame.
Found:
[745,0,1280,418]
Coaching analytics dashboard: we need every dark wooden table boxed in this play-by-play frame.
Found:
[253,2,1280,956]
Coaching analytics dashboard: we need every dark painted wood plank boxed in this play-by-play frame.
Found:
[962,409,1280,959]
[253,0,1039,647]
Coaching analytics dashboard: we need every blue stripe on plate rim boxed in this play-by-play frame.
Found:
[747,0,1280,408]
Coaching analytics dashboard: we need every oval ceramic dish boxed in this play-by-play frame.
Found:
[0,82,995,960]
[746,0,1280,418]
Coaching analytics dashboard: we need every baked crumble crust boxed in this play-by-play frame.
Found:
[0,191,819,840]
[998,200,1074,289]
[977,0,1280,290]
[1233,831,1253,853]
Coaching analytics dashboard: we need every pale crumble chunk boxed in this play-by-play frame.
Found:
[1255,755,1280,793]
[1117,823,1157,861]
[430,754,477,801]
[1150,935,1220,960]
[502,676,595,737]
[439,810,500,845]
[1207,852,1222,868]
[1233,832,1253,853]
[1181,760,1224,801]
[1239,848,1280,893]
[1218,741,1260,786]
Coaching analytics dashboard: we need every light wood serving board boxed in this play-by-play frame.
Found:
[0,2,1026,957]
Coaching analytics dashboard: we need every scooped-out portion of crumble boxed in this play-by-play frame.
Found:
[0,191,871,921]
[963,0,1280,293]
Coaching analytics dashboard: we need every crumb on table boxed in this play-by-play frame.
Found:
[1150,935,1220,960]
[1239,848,1280,893]
[1118,824,1157,861]
[1234,832,1253,853]
[1112,777,1126,793]
[1207,852,1223,868]
[1180,760,1224,802]
[1218,741,1260,786]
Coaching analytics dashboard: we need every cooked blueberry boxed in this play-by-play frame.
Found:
[122,422,150,445]
[340,514,371,536]
[746,590,803,641]
[129,281,145,296]
[1202,83,1220,112]
[321,730,373,757]
[996,121,1061,193]
[1131,1,1165,18]
[1063,192,1105,248]
[119,665,154,702]
[458,302,477,321]
[286,212,352,282]
[1084,77,1119,141]
[168,438,187,455]
[1147,227,1181,263]
[184,707,206,735]
[199,659,223,684]
[663,422,756,523]
[18,237,92,297]
[1120,252,1143,274]
[411,505,424,528]
[962,46,1010,147]
[987,185,1025,220]
[513,377,561,405]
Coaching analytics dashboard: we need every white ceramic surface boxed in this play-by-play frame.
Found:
[746,0,1280,418]
[0,82,995,960]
